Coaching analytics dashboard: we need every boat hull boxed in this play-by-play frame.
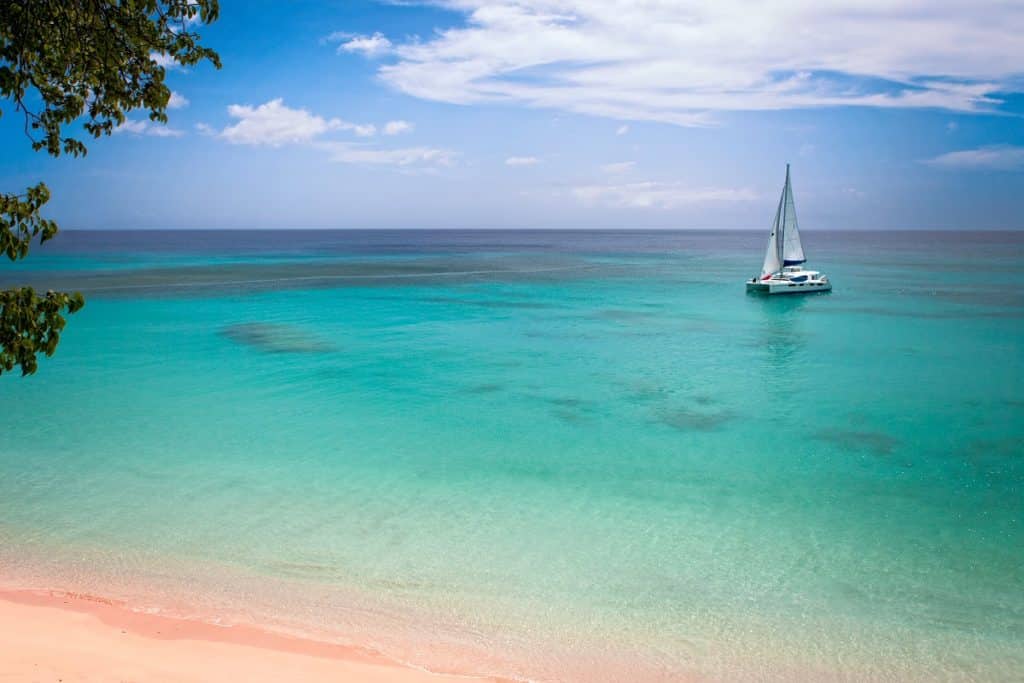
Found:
[746,279,832,295]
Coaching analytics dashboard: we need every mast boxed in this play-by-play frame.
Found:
[778,163,789,270]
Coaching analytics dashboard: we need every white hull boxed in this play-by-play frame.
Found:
[746,277,831,294]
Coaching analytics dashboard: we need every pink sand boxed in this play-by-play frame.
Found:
[0,588,510,682]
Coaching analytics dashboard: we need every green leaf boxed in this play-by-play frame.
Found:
[1,0,220,376]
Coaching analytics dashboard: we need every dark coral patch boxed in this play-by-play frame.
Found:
[658,407,734,431]
[814,428,900,456]
[222,323,334,353]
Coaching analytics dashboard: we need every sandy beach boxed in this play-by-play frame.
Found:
[0,589,504,683]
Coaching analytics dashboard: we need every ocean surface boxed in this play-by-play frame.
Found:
[1,230,1022,681]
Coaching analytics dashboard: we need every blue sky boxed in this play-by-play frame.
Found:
[2,0,1023,230]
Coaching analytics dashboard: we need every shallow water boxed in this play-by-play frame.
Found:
[1,230,1022,681]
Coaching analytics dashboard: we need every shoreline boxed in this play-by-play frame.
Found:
[0,587,511,683]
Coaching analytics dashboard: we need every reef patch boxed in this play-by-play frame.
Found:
[814,428,900,456]
[221,322,335,354]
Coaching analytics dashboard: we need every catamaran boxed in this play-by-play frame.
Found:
[746,164,831,294]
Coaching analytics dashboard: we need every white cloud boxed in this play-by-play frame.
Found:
[150,52,181,70]
[572,182,758,209]
[383,120,414,135]
[167,91,189,109]
[600,161,635,174]
[114,120,146,135]
[338,120,377,137]
[616,125,630,136]
[114,119,184,137]
[376,1,1022,126]
[168,6,203,33]
[211,100,448,167]
[221,98,342,146]
[219,99,379,142]
[318,142,455,167]
[330,31,393,57]
[925,146,1024,170]
[505,156,541,166]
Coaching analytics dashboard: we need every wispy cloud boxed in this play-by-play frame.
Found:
[600,161,635,174]
[328,31,393,57]
[572,182,758,209]
[925,145,1024,170]
[167,91,189,109]
[374,1,1021,126]
[505,156,541,166]
[318,142,455,167]
[150,52,182,70]
[337,120,377,137]
[616,125,630,136]
[383,120,414,135]
[114,119,184,137]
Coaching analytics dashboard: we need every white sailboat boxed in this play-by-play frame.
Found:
[746,164,831,294]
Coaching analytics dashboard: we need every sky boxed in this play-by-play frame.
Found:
[2,0,1023,230]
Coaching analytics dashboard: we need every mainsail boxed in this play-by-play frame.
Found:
[780,165,805,266]
[761,164,805,276]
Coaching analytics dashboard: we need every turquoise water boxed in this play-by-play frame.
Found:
[1,230,1022,681]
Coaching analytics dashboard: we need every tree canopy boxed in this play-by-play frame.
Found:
[0,0,220,375]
